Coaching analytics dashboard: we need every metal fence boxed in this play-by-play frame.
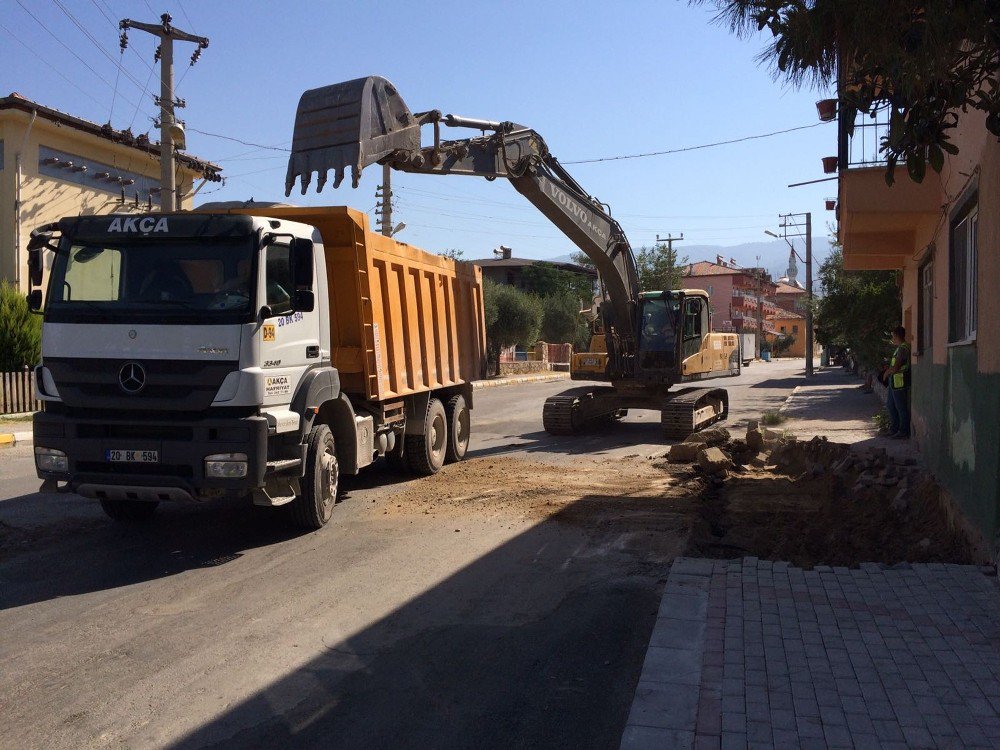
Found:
[1,369,41,415]
[847,107,892,168]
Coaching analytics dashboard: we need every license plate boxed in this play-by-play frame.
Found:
[106,449,159,463]
[583,358,599,367]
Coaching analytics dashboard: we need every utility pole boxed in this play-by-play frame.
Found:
[376,164,393,236]
[755,255,765,358]
[655,232,684,252]
[120,14,208,213]
[777,212,814,376]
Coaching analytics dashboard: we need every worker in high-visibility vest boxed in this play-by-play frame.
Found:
[883,326,911,439]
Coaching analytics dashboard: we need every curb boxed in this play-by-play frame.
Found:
[777,385,802,414]
[472,372,570,390]
[620,558,713,749]
[0,431,30,448]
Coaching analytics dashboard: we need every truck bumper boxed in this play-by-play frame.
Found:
[33,411,269,502]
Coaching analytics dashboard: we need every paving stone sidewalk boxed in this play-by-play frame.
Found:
[622,557,1000,749]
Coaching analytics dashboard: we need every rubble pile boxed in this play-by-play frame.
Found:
[663,423,983,567]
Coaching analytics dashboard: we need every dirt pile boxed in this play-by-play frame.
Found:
[672,427,983,568]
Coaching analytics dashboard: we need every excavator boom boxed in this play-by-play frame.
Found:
[285,75,639,378]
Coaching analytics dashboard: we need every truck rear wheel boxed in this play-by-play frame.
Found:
[444,394,470,463]
[99,499,158,522]
[289,424,338,529]
[406,397,447,475]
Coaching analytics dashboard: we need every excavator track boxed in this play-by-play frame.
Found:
[542,396,582,435]
[661,388,729,440]
[542,386,619,435]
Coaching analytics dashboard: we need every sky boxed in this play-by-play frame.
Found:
[1,0,838,268]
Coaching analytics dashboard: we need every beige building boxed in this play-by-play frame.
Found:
[836,98,998,554]
[0,93,221,292]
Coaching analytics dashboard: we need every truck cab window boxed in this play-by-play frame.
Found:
[265,244,293,315]
[62,246,122,301]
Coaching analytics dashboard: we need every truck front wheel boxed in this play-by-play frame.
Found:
[444,394,470,463]
[100,499,158,522]
[406,397,447,475]
[289,424,338,529]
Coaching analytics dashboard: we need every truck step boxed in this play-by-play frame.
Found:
[265,458,302,474]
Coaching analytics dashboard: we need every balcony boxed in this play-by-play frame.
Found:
[837,107,942,271]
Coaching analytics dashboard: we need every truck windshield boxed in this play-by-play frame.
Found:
[45,238,255,323]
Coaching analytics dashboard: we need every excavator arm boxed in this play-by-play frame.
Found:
[284,76,639,377]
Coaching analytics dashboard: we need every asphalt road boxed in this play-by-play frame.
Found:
[0,358,804,750]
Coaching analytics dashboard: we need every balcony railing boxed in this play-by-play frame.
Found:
[844,106,892,168]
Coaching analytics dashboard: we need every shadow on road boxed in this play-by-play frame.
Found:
[0,497,306,610]
[166,491,687,750]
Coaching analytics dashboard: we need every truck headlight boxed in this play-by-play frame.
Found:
[35,447,68,473]
[205,453,248,478]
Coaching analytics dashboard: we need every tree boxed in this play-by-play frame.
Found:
[771,334,796,356]
[482,278,543,371]
[0,281,42,371]
[636,242,687,292]
[538,292,590,349]
[519,261,594,303]
[699,1,1000,184]
[440,248,465,261]
[813,246,900,369]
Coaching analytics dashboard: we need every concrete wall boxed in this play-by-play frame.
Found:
[894,107,1000,552]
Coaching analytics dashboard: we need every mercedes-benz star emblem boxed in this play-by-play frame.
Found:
[118,362,146,394]
[128,329,137,340]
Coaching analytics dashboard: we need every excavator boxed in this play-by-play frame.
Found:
[284,75,740,438]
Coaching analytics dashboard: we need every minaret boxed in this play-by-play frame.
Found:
[779,247,801,288]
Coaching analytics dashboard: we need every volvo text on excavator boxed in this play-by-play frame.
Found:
[284,76,740,438]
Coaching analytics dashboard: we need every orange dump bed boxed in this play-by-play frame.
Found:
[225,205,486,402]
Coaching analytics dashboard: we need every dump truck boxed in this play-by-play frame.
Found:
[283,75,739,438]
[25,204,486,528]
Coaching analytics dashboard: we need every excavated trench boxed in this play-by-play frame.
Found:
[682,436,984,569]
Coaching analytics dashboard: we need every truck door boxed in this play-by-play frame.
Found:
[260,241,320,409]
[682,297,707,360]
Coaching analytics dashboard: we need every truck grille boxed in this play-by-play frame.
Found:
[77,423,194,441]
[45,358,237,412]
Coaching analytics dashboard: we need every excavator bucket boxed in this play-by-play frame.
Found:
[285,75,421,196]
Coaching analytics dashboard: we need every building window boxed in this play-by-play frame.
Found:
[792,325,799,334]
[918,259,933,354]
[780,325,786,333]
[949,198,977,342]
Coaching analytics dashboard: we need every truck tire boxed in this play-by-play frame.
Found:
[406,397,447,475]
[289,424,338,529]
[444,394,470,463]
[100,499,158,522]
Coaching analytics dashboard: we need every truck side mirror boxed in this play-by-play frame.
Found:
[26,289,42,311]
[27,248,44,287]
[290,238,314,290]
[293,289,315,313]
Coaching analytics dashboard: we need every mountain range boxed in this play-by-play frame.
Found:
[550,237,833,284]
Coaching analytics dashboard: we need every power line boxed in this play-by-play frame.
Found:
[187,127,291,151]
[562,122,830,165]
[176,0,197,30]
[13,0,141,112]
[0,21,106,108]
[50,0,150,94]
